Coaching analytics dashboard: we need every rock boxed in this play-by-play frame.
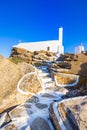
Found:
[58,87,69,95]
[26,96,39,103]
[79,105,87,130]
[10,47,33,63]
[18,72,42,94]
[49,96,87,130]
[17,62,35,76]
[3,123,18,130]
[35,103,48,109]
[49,103,61,130]
[70,61,87,76]
[0,59,40,113]
[32,52,56,62]
[54,73,79,87]
[10,47,56,64]
[41,93,58,98]
[0,91,61,129]
[56,53,87,76]
[0,58,21,103]
[49,62,71,72]
[0,112,11,127]
[9,104,34,120]
[57,53,77,61]
[60,54,87,76]
[30,117,51,130]
[0,88,33,114]
[10,47,32,57]
[66,76,87,97]
[75,53,87,62]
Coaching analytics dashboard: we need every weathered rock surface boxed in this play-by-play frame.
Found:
[58,53,87,62]
[0,92,61,129]
[49,96,87,130]
[10,47,56,65]
[70,61,87,76]
[49,103,61,130]
[18,72,42,94]
[0,58,21,102]
[0,84,32,114]
[0,59,40,113]
[66,76,87,97]
[17,62,35,76]
[30,117,51,130]
[59,53,87,76]
[10,47,33,63]
[49,53,87,97]
[55,53,87,76]
[0,51,87,129]
[0,112,11,127]
[49,62,71,73]
[54,73,79,87]
[57,53,77,61]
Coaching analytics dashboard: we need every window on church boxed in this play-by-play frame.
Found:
[47,46,50,51]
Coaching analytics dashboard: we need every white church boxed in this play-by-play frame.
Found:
[13,27,64,57]
[75,44,85,54]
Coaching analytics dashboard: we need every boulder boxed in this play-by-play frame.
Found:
[49,96,87,130]
[10,47,33,63]
[49,103,62,130]
[0,59,41,113]
[70,61,87,76]
[67,76,87,97]
[10,47,56,64]
[0,112,11,127]
[49,62,71,73]
[18,72,42,94]
[0,58,21,102]
[17,62,35,76]
[10,47,32,56]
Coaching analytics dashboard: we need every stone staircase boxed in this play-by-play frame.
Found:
[37,66,55,91]
[0,65,65,130]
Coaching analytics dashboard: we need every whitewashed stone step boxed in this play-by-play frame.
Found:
[44,81,55,88]
[38,66,48,71]
[38,73,50,77]
[37,69,42,73]
[41,77,52,83]
[30,117,53,130]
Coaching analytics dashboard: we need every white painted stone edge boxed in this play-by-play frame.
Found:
[53,95,87,130]
[55,73,79,87]
[17,68,43,95]
[53,102,67,130]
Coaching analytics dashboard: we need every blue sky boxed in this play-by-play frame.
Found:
[0,0,87,57]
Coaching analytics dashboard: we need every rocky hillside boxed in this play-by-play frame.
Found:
[0,57,42,113]
[10,47,87,76]
[0,48,87,129]
[48,53,87,97]
[10,48,87,97]
[10,47,56,64]
[0,58,21,101]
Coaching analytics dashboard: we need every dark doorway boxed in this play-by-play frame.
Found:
[47,46,50,51]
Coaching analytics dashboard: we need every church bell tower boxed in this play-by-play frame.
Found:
[59,27,63,45]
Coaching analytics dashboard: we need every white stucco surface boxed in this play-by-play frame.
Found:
[13,40,62,52]
[75,44,85,54]
[13,27,64,57]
